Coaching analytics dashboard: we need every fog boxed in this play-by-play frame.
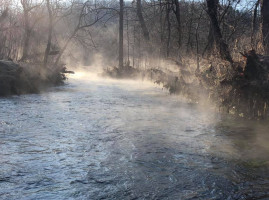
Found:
[1,0,269,199]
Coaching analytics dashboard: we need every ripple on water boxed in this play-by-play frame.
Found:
[0,77,269,199]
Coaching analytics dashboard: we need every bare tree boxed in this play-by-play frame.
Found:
[206,0,233,63]
[43,0,75,67]
[0,8,8,24]
[43,0,53,67]
[261,0,269,54]
[186,3,194,54]
[251,0,260,49]
[20,0,42,61]
[166,1,171,57]
[54,2,107,66]
[137,0,149,40]
[172,0,181,48]
[203,22,214,56]
[196,10,203,71]
[119,0,124,68]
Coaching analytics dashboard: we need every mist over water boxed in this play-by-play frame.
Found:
[0,73,269,199]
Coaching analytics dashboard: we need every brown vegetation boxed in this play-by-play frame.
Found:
[102,0,269,119]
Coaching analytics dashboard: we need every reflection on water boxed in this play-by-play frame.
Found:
[0,73,269,199]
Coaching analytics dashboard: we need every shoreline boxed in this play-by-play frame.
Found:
[0,60,70,97]
[103,52,269,119]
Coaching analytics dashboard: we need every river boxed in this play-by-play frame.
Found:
[0,72,269,200]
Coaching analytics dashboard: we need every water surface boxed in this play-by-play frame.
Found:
[0,73,269,199]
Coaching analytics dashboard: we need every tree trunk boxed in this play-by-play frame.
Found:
[132,25,135,68]
[0,8,8,24]
[166,3,171,57]
[119,0,124,68]
[203,22,214,56]
[196,10,203,71]
[44,0,53,68]
[160,0,164,56]
[137,0,149,40]
[186,6,194,54]
[251,0,260,49]
[21,10,30,61]
[126,10,130,65]
[173,0,181,48]
[261,0,269,54]
[54,29,78,66]
[206,0,233,63]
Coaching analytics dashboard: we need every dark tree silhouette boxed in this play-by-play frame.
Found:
[261,0,269,54]
[206,0,233,63]
[43,0,53,68]
[173,0,181,48]
[119,0,124,68]
[137,0,149,40]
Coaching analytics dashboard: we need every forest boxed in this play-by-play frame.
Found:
[1,1,269,199]
[0,0,269,118]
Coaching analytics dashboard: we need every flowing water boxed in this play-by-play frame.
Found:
[0,73,269,200]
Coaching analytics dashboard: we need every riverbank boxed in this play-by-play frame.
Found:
[103,51,269,119]
[0,60,71,96]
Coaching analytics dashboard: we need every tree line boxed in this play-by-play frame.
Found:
[0,0,268,68]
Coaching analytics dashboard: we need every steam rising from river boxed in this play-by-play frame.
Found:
[1,64,269,199]
[61,47,269,163]
[66,66,269,164]
[67,66,165,92]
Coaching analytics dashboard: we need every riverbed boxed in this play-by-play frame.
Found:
[0,73,269,199]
